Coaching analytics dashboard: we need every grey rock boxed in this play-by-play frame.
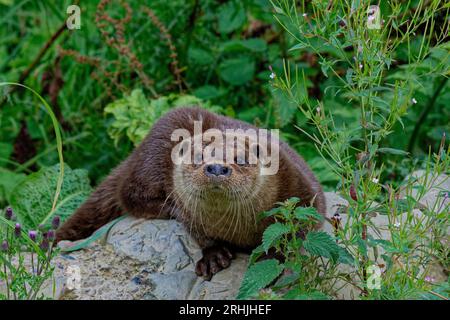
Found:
[53,218,248,300]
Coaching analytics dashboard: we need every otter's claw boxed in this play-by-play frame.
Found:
[195,246,235,280]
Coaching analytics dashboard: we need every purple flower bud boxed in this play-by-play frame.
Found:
[46,229,56,242]
[14,223,21,237]
[28,230,38,242]
[5,207,13,220]
[52,216,61,229]
[1,240,9,252]
[40,238,49,251]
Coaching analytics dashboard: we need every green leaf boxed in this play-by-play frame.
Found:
[221,39,267,53]
[289,43,308,51]
[218,57,255,85]
[0,168,26,204]
[217,1,246,34]
[293,206,323,222]
[262,222,291,252]
[303,231,340,262]
[10,164,92,230]
[337,246,355,265]
[377,148,409,156]
[237,259,284,299]
[258,206,281,221]
[193,85,227,100]
[188,47,215,66]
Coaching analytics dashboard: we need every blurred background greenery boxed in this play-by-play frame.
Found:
[0,0,448,208]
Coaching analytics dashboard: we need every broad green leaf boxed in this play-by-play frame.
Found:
[10,164,92,230]
[293,206,323,222]
[188,47,215,66]
[0,168,26,204]
[193,85,227,100]
[237,259,284,299]
[221,39,267,53]
[217,1,246,34]
[303,231,340,262]
[262,222,291,252]
[337,246,355,265]
[218,57,255,85]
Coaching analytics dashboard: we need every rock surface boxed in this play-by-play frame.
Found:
[53,219,248,300]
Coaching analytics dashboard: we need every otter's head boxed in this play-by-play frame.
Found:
[171,131,279,219]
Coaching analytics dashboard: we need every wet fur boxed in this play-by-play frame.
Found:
[56,107,326,251]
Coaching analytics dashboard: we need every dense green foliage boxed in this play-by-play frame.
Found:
[0,0,448,300]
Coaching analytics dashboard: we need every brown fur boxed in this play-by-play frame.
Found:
[56,107,326,251]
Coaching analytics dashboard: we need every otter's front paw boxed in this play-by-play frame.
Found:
[195,246,235,280]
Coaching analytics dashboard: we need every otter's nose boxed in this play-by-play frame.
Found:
[204,164,232,177]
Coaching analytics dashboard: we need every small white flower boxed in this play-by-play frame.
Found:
[302,13,307,17]
[269,72,276,79]
[359,63,363,69]
[393,222,400,228]
[316,106,321,113]
[412,98,417,104]
[372,178,379,184]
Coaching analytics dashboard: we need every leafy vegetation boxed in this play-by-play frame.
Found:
[0,0,448,300]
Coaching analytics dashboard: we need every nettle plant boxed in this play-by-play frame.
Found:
[238,198,354,299]
[0,208,60,300]
[238,0,449,299]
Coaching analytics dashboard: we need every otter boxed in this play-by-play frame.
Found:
[56,107,326,279]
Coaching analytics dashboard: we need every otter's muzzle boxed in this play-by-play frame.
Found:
[204,163,232,177]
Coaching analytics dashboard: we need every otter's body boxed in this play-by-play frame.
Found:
[57,107,325,279]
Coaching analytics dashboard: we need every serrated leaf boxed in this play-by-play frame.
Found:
[237,259,284,299]
[303,231,340,262]
[293,206,323,222]
[10,164,92,230]
[337,246,355,265]
[258,206,280,221]
[262,222,291,252]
